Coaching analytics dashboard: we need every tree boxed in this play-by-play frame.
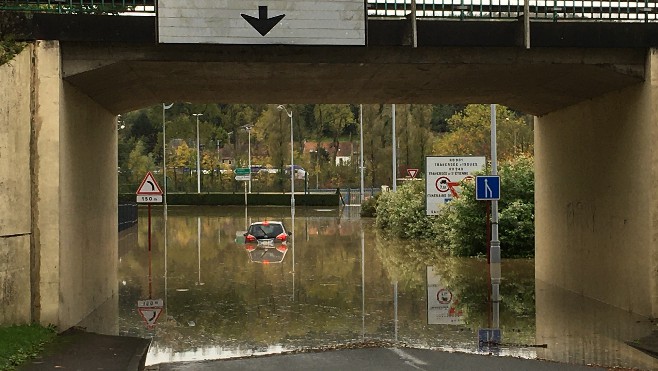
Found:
[362,104,392,188]
[436,155,535,257]
[433,104,533,161]
[375,154,535,258]
[125,140,156,189]
[313,104,355,165]
[169,141,194,191]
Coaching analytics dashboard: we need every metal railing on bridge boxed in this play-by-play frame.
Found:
[0,0,154,14]
[368,0,658,22]
[1,0,656,21]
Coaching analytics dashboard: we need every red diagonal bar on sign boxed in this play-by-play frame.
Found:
[447,182,460,198]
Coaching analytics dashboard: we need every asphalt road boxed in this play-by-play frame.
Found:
[148,348,607,371]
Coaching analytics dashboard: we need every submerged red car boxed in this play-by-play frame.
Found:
[243,221,291,245]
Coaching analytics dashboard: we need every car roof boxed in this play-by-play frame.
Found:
[251,221,283,225]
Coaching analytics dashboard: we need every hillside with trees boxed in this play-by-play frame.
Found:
[118,103,533,194]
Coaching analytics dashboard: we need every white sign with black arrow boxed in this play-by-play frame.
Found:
[158,0,365,45]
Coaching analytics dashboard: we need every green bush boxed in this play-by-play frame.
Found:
[375,181,439,240]
[359,194,379,217]
[375,155,535,258]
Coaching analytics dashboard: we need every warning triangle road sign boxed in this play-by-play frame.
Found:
[138,307,163,327]
[136,172,163,195]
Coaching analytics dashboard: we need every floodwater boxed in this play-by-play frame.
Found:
[115,206,657,370]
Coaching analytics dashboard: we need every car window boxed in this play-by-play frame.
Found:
[249,223,284,238]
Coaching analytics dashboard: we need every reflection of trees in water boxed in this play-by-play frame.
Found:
[373,230,536,345]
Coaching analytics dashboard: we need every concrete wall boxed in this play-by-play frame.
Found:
[0,46,32,324]
[0,41,118,330]
[535,49,658,318]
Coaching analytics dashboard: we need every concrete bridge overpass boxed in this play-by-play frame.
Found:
[1,4,657,330]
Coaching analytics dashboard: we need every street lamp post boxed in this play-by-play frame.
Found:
[359,104,364,203]
[192,113,203,193]
[277,105,294,208]
[243,125,253,193]
[162,103,174,206]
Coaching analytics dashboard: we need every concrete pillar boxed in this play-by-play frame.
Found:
[32,40,63,326]
[536,49,658,318]
[58,81,118,329]
[0,41,118,329]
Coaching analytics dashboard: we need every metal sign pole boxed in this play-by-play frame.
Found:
[148,204,152,299]
[392,104,397,191]
[490,104,501,329]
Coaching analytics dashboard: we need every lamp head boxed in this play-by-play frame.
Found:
[277,105,292,117]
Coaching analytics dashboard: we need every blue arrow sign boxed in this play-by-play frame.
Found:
[476,176,500,200]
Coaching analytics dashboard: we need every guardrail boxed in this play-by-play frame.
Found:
[367,0,658,22]
[0,0,154,14]
[0,0,656,21]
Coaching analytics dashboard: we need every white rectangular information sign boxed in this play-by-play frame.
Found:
[158,0,366,45]
[137,195,163,203]
[425,156,486,215]
[427,266,464,325]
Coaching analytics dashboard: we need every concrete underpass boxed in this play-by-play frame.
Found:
[0,11,657,330]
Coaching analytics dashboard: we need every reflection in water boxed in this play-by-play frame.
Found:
[113,206,656,369]
[245,245,288,263]
[536,280,657,370]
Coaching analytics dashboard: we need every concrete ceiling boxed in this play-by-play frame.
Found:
[61,43,646,116]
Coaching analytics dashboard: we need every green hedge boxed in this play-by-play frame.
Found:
[119,193,339,206]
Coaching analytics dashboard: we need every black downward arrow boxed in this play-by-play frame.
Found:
[241,6,285,36]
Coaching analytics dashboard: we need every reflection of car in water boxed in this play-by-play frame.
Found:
[244,244,288,264]
[244,221,291,244]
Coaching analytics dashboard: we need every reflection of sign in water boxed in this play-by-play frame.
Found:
[426,266,464,325]
[138,299,164,328]
[478,328,502,352]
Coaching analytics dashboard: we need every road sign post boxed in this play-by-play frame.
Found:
[136,172,163,266]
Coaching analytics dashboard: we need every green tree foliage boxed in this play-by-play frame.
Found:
[362,104,392,188]
[124,140,156,190]
[0,12,27,66]
[116,103,497,192]
[313,104,355,165]
[375,180,439,240]
[438,155,535,257]
[433,104,533,161]
[396,104,434,174]
[375,155,535,258]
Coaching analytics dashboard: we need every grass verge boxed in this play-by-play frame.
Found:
[0,324,57,371]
